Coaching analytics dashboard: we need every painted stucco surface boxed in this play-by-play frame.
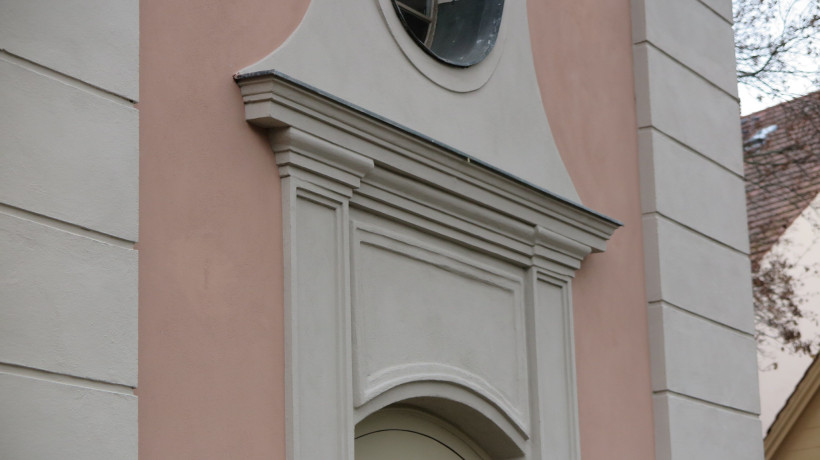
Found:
[139,0,307,458]
[529,1,656,459]
[1,0,139,457]
[239,0,581,201]
[140,0,654,458]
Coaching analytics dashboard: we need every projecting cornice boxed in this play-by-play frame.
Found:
[236,70,620,272]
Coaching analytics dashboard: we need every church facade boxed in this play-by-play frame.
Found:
[0,0,761,458]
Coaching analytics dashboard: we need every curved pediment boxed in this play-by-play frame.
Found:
[237,0,580,201]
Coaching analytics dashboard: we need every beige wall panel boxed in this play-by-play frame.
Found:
[0,59,138,241]
[773,391,820,459]
[634,44,743,174]
[781,426,820,453]
[634,0,737,95]
[775,450,820,460]
[0,212,137,386]
[653,393,762,460]
[0,0,138,100]
[0,372,137,460]
[643,215,754,333]
[638,128,749,252]
[648,302,759,413]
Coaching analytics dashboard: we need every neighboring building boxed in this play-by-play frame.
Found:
[764,354,820,459]
[744,91,820,265]
[743,92,820,434]
[1,1,762,459]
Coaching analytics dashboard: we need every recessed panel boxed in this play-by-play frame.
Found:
[351,221,528,429]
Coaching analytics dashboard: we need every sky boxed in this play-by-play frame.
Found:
[739,80,818,115]
[736,0,819,115]
[739,72,819,115]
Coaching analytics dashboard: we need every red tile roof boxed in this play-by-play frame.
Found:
[743,91,820,267]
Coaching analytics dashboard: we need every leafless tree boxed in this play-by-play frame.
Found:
[734,0,819,106]
[734,0,820,363]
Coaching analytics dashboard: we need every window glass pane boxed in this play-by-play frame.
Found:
[400,12,431,44]
[400,0,429,16]
[393,0,504,67]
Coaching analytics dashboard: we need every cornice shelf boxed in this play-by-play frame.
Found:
[236,70,620,272]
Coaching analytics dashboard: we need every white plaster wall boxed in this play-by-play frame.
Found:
[649,302,760,413]
[638,129,749,252]
[0,372,137,460]
[758,193,820,433]
[653,392,764,460]
[698,0,734,22]
[0,213,137,386]
[633,0,764,457]
[0,0,139,100]
[634,44,744,175]
[632,0,737,96]
[0,0,138,457]
[643,215,754,333]
[0,59,139,241]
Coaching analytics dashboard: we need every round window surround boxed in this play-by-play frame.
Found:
[377,0,509,92]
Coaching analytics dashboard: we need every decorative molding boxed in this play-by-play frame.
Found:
[235,0,581,194]
[527,270,582,460]
[349,220,528,434]
[363,363,525,431]
[238,71,620,253]
[354,380,527,459]
[238,70,619,460]
[272,127,374,191]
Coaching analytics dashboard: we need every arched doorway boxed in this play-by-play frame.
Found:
[355,407,491,460]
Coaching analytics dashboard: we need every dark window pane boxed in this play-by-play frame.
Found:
[400,12,430,44]
[393,0,504,67]
[399,0,429,16]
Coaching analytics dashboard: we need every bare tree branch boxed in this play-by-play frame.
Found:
[735,0,820,366]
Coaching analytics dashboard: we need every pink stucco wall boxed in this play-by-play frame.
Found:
[139,0,653,458]
[138,1,307,458]
[529,2,656,459]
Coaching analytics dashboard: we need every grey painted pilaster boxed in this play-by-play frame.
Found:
[631,0,764,458]
[0,0,138,457]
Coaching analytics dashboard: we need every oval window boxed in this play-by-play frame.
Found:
[391,0,505,67]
